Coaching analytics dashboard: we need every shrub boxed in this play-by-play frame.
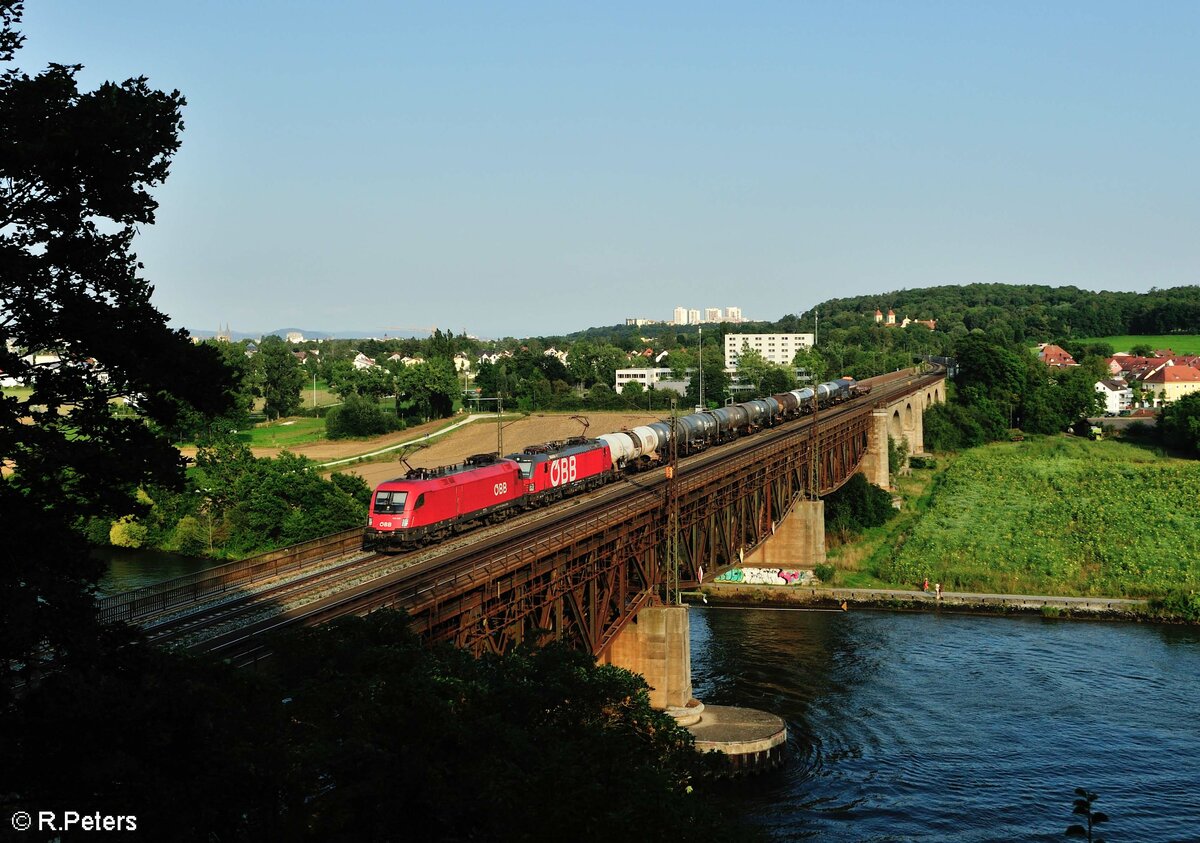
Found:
[824,473,897,540]
[172,515,209,557]
[109,516,147,548]
[1149,589,1200,622]
[813,563,836,584]
[326,394,401,439]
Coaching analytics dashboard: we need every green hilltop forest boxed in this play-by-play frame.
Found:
[806,283,1200,344]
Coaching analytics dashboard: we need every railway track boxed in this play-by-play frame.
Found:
[166,367,941,665]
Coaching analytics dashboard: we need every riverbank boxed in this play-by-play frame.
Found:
[697,582,1162,623]
[819,437,1200,622]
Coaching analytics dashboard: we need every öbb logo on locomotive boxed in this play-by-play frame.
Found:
[363,377,871,551]
[549,455,577,487]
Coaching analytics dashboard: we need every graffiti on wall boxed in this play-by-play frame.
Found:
[713,568,815,586]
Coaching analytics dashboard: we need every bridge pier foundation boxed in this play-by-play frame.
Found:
[605,605,692,710]
[606,604,788,772]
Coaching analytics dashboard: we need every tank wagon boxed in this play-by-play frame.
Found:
[365,376,872,550]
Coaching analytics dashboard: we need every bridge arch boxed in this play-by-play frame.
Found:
[904,402,914,429]
[890,409,902,439]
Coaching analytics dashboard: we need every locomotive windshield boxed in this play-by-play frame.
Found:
[512,457,534,479]
[373,490,408,513]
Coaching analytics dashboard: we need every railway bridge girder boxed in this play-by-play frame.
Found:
[395,370,944,660]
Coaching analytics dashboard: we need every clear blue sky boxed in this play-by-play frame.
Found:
[16,1,1200,338]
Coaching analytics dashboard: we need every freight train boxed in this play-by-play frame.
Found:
[363,377,870,551]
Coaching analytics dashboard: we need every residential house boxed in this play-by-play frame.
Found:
[1094,379,1133,415]
[477,351,513,366]
[351,352,377,370]
[1142,366,1200,406]
[1037,344,1077,367]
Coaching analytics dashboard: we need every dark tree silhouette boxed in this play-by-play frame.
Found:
[0,2,234,686]
[1066,788,1109,842]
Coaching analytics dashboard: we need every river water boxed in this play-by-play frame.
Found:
[693,605,1200,842]
[93,546,221,597]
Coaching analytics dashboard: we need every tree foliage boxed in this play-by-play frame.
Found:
[257,334,305,419]
[4,610,754,841]
[325,392,401,439]
[824,474,896,542]
[1160,392,1200,456]
[0,5,234,680]
[192,443,366,555]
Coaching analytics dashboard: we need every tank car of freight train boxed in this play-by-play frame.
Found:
[508,438,614,502]
[740,397,779,428]
[364,454,524,550]
[597,425,662,471]
[827,378,858,402]
[773,391,801,419]
[708,404,749,441]
[814,380,850,406]
[672,411,718,454]
[790,387,817,414]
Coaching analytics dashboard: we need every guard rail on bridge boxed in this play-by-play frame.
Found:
[96,528,363,624]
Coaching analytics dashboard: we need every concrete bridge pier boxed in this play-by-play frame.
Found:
[859,408,892,489]
[605,605,693,711]
[741,499,826,568]
[606,605,787,773]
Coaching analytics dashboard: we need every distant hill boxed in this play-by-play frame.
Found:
[810,283,1200,341]
[183,327,431,341]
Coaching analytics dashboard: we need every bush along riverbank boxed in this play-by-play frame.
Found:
[717,436,1200,624]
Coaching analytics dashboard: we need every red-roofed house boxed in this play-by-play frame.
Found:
[1038,344,1077,367]
[1142,365,1200,406]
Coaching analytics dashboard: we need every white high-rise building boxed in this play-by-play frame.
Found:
[725,306,742,323]
[673,306,687,325]
[724,333,815,369]
[688,309,701,325]
[704,308,722,323]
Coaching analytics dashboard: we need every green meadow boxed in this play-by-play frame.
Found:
[879,437,1200,597]
[1075,334,1200,354]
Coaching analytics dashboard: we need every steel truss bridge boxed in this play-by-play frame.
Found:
[370,367,944,658]
[104,367,943,665]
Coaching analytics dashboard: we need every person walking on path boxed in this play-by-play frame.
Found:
[923,578,929,593]
[935,582,942,600]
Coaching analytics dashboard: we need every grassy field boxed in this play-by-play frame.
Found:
[875,437,1200,597]
[236,417,328,449]
[1075,334,1200,354]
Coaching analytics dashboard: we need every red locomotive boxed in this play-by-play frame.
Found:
[365,454,523,549]
[509,437,613,500]
[364,439,614,551]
